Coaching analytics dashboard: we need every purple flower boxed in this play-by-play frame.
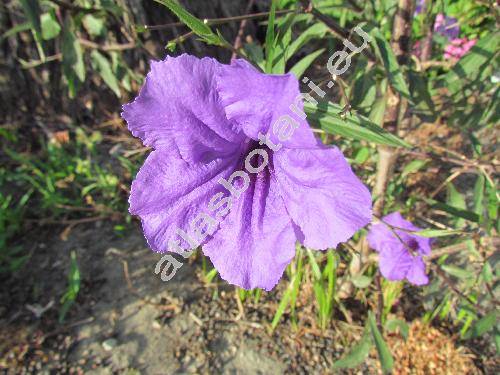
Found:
[414,0,425,15]
[434,13,459,40]
[122,54,372,290]
[367,212,432,286]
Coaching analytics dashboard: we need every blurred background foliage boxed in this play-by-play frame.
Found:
[0,0,498,372]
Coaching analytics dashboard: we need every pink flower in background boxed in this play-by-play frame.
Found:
[434,13,459,40]
[443,38,477,60]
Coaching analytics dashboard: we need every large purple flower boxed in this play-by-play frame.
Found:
[367,212,432,286]
[122,54,372,290]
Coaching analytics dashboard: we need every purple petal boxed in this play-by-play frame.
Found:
[368,212,432,285]
[273,146,372,249]
[406,257,429,286]
[122,54,244,164]
[216,59,317,148]
[378,244,413,281]
[203,168,297,291]
[129,148,240,253]
[378,212,432,256]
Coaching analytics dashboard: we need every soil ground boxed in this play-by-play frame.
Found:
[0,221,494,374]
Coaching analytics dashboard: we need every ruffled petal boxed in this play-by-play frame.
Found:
[130,148,241,253]
[273,146,372,249]
[122,54,244,164]
[202,168,297,291]
[216,59,317,148]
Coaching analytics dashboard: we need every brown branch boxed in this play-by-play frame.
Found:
[78,38,136,52]
[372,0,416,217]
[144,9,295,30]
[231,0,256,60]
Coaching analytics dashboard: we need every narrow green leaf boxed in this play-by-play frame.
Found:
[154,0,225,46]
[271,275,295,330]
[368,92,388,126]
[444,31,500,95]
[333,330,372,369]
[287,23,328,59]
[464,311,498,339]
[61,17,85,97]
[265,0,277,73]
[368,311,394,374]
[243,42,265,70]
[91,50,121,97]
[428,199,480,223]
[414,228,464,238]
[306,249,322,280]
[441,265,474,279]
[59,251,81,322]
[402,159,427,177]
[370,28,410,99]
[0,22,31,41]
[19,0,42,38]
[473,174,485,217]
[305,102,411,148]
[272,13,295,74]
[289,48,325,78]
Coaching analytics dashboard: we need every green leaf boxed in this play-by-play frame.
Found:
[441,265,474,279]
[385,319,409,340]
[409,70,435,119]
[271,275,296,330]
[243,42,265,70]
[41,12,61,40]
[353,147,371,164]
[305,102,411,148]
[414,228,464,238]
[59,251,81,322]
[289,48,325,78]
[368,311,394,374]
[83,14,106,38]
[265,0,277,73]
[473,174,485,218]
[306,249,322,280]
[287,23,328,60]
[61,17,85,97]
[444,31,500,95]
[368,91,388,126]
[427,191,481,224]
[370,28,410,99]
[350,64,377,111]
[19,0,42,39]
[402,159,427,177]
[333,330,372,369]
[154,0,225,46]
[0,22,31,41]
[91,50,121,97]
[351,275,372,288]
[271,13,296,74]
[464,311,498,339]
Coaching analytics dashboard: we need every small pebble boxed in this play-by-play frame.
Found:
[102,338,118,351]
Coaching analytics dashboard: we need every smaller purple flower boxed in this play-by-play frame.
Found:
[414,0,425,15]
[367,212,432,286]
[434,13,459,40]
